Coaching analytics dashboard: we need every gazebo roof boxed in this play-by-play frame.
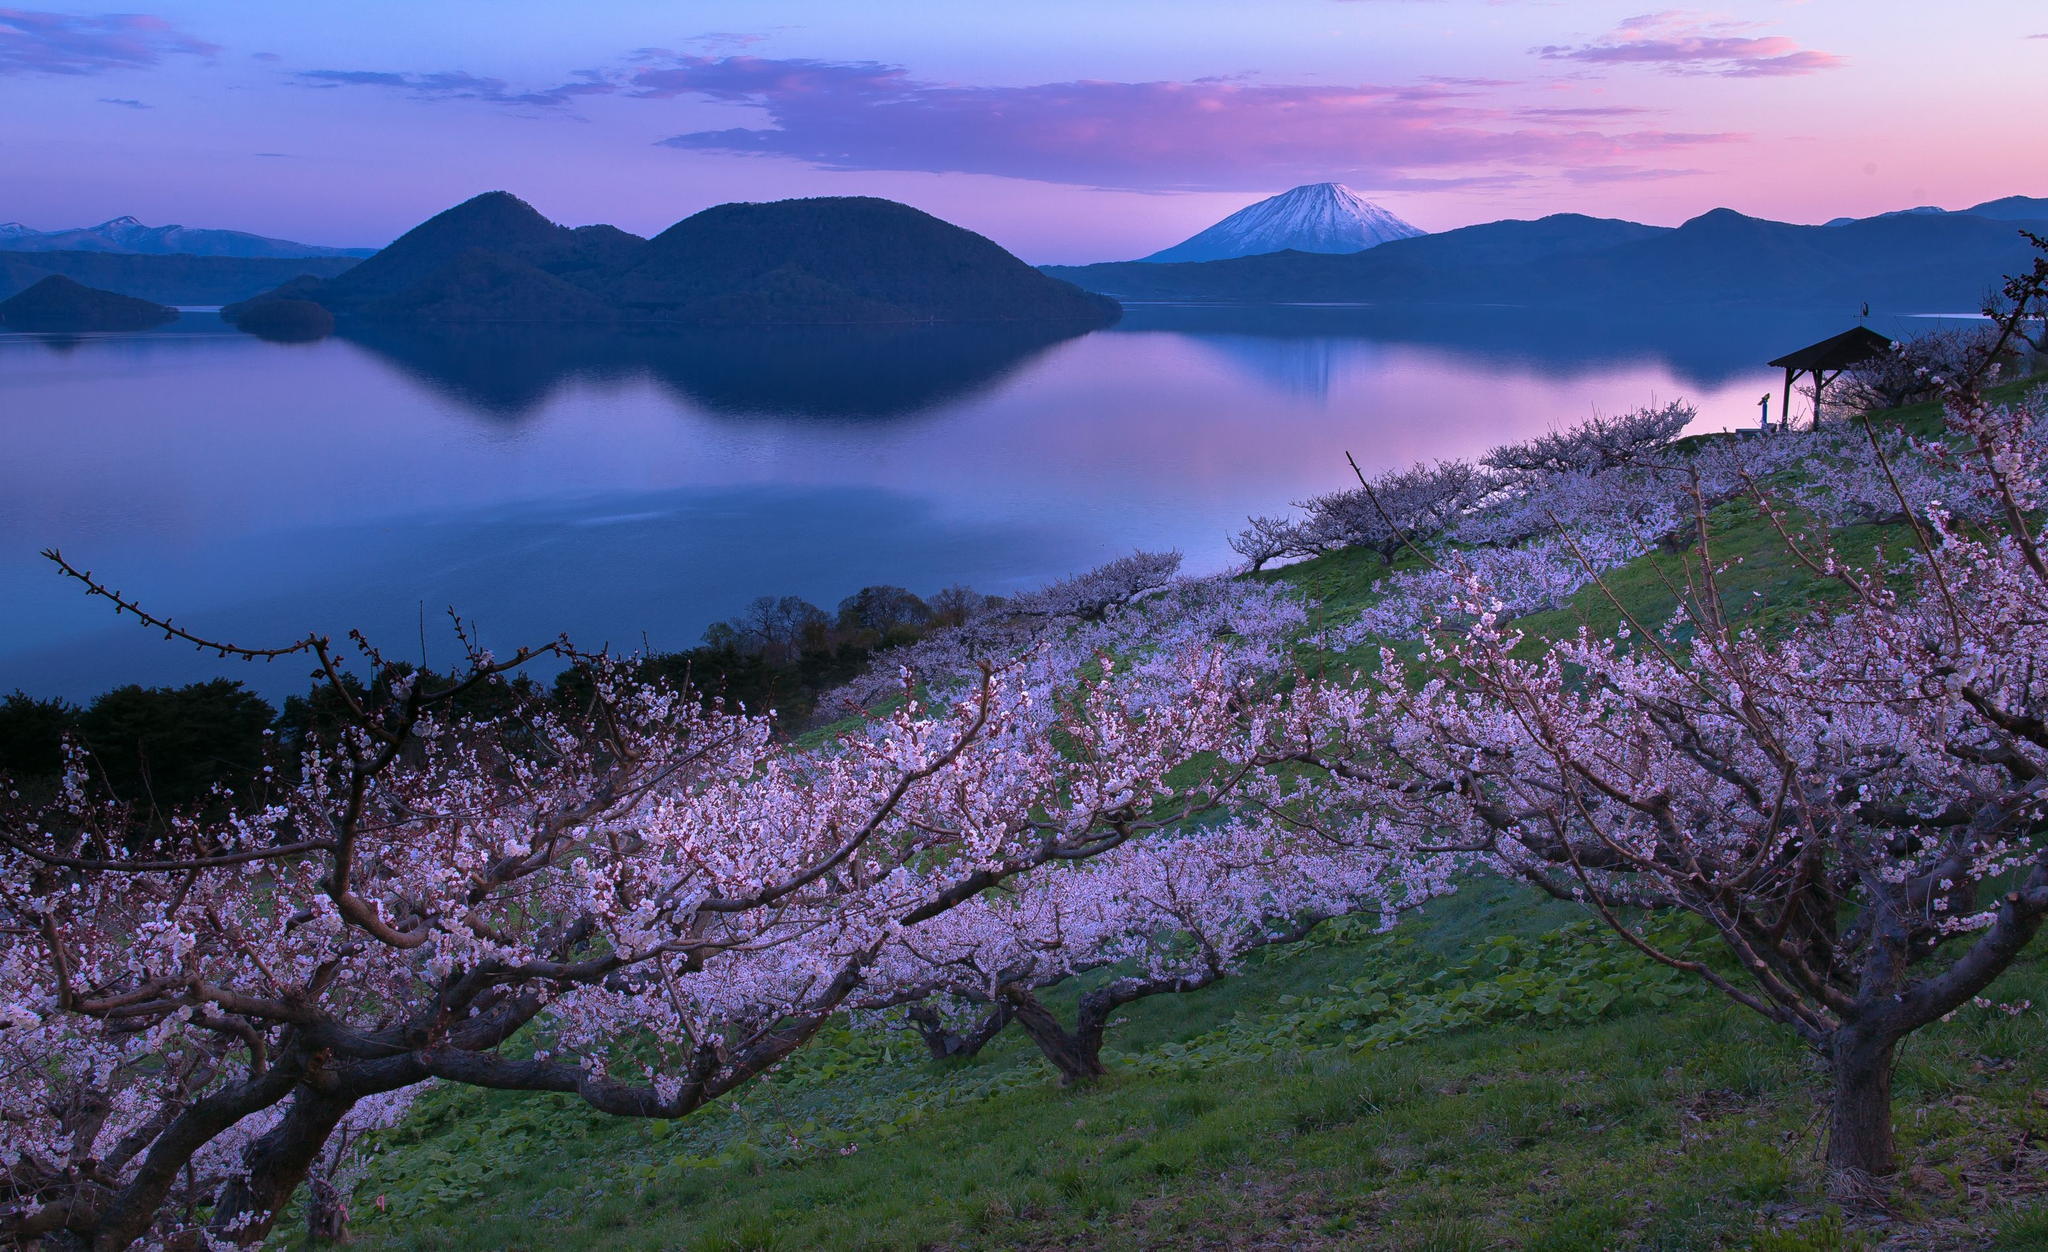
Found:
[1768,325,1893,372]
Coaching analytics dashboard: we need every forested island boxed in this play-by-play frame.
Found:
[226,191,1119,328]
[0,274,176,331]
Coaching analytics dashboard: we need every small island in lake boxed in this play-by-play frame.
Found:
[226,191,1118,329]
[229,297,336,342]
[0,273,178,331]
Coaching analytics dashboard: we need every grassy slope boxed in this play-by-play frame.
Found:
[338,379,2048,1252]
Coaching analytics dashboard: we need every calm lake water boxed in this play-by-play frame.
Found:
[0,304,1934,701]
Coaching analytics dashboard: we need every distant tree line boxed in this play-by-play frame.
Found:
[0,580,996,822]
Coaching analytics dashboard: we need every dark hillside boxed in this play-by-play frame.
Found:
[301,191,641,309]
[616,196,1118,325]
[231,192,1115,327]
[1538,207,2048,309]
[1042,213,1663,302]
[0,251,359,305]
[1046,205,2048,311]
[356,250,620,323]
[0,274,177,330]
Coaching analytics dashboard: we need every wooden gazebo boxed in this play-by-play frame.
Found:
[1766,326,1892,429]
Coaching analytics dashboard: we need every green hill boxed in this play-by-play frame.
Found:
[325,374,2048,1252]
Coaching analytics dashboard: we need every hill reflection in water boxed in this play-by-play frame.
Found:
[3,302,1974,700]
[1112,302,1891,399]
[339,321,1091,421]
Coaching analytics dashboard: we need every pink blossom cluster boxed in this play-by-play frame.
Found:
[0,625,1345,1244]
[1293,388,2048,1178]
[866,810,1453,1077]
[1343,531,1653,642]
[1232,460,1491,571]
[826,555,1309,712]
[1339,395,2046,645]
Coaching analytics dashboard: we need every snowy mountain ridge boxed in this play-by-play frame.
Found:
[1141,183,1425,264]
[0,216,374,259]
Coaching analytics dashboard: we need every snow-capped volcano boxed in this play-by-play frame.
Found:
[1140,183,1424,263]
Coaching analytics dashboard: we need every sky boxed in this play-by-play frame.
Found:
[1,0,2042,264]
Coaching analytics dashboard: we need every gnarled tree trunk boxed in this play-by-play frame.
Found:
[1826,1025,1900,1188]
[906,1002,1012,1061]
[1003,990,1108,1084]
[207,1083,355,1245]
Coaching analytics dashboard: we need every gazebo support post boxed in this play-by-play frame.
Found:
[1767,325,1892,433]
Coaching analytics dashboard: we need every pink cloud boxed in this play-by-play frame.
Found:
[632,55,1737,191]
[1537,11,1844,78]
[0,8,217,75]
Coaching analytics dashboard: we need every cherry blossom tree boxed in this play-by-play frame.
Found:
[1981,228,2048,359]
[875,819,1447,1082]
[1480,400,1694,485]
[1309,382,2048,1188]
[1233,460,1489,570]
[1232,404,1695,574]
[0,565,1321,1247]
[1829,328,1995,417]
[824,555,1306,714]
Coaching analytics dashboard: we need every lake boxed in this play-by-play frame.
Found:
[0,303,1929,701]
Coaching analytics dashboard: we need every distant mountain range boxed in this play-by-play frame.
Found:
[0,216,374,259]
[1044,199,2048,312]
[1824,196,2048,227]
[0,252,363,306]
[229,192,1118,328]
[4,191,2041,322]
[1142,183,1424,263]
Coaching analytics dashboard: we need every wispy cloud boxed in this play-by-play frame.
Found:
[0,8,217,76]
[1562,164,1704,183]
[1537,11,1844,78]
[96,95,148,108]
[684,32,769,51]
[296,67,615,111]
[1515,104,1656,119]
[626,54,1736,192]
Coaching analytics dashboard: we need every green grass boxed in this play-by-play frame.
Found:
[327,382,2048,1250]
[335,881,2048,1251]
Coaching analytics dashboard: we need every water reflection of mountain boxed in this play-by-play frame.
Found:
[340,322,1088,421]
[1115,303,1926,393]
[1186,334,1351,400]
[0,309,247,353]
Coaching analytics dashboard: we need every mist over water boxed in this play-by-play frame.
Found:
[0,304,1929,700]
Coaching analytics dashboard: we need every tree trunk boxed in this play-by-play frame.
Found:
[89,1057,307,1252]
[304,1173,350,1244]
[208,1087,354,1245]
[906,1002,1011,1060]
[1826,1027,1899,1189]
[1003,991,1107,1084]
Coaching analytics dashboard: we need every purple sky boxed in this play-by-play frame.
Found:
[2,0,2042,263]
